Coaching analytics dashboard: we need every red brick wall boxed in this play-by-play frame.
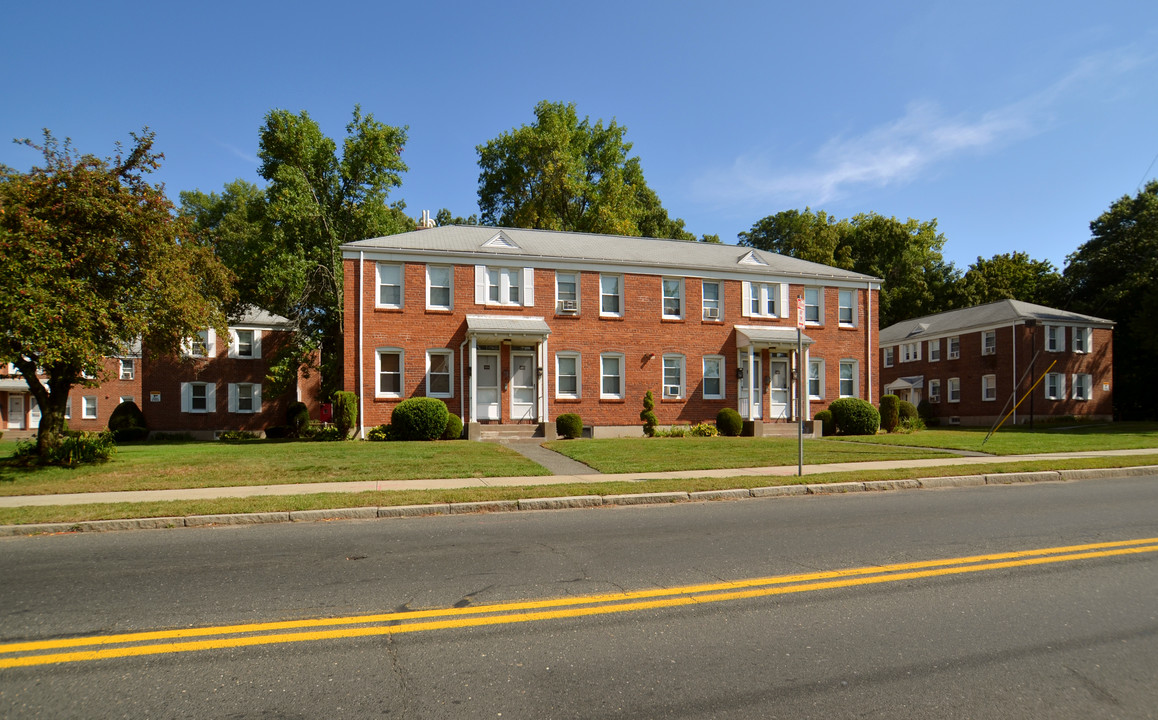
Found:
[344,258,879,429]
[879,323,1113,424]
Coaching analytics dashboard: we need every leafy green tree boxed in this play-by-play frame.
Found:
[958,252,1062,307]
[1062,180,1158,419]
[477,101,711,241]
[0,130,235,461]
[433,208,480,226]
[739,209,958,326]
[182,106,411,395]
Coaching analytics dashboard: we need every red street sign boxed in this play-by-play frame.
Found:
[796,297,806,330]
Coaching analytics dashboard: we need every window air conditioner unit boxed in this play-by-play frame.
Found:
[703,307,720,319]
[663,384,681,398]
[559,299,578,313]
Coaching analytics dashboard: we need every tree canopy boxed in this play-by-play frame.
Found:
[182,106,411,394]
[957,252,1062,308]
[1061,180,1158,419]
[476,101,712,242]
[0,130,235,459]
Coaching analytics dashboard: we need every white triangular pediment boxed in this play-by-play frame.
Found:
[482,232,520,249]
[738,250,768,266]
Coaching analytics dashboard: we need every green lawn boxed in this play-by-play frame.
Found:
[832,422,1158,456]
[543,436,954,474]
[3,453,1156,527]
[0,440,548,496]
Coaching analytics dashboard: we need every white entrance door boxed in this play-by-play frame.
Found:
[510,352,537,421]
[769,359,790,420]
[7,394,25,430]
[29,397,41,428]
[475,352,501,421]
[737,354,762,420]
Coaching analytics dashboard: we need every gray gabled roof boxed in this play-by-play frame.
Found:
[879,299,1114,345]
[343,226,879,284]
[230,305,294,329]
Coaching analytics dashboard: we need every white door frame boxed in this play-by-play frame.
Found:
[737,351,762,420]
[768,358,790,420]
[509,351,537,421]
[7,394,25,430]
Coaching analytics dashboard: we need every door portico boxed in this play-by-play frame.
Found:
[465,315,551,425]
[735,325,814,422]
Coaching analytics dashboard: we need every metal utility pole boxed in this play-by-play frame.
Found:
[796,296,805,477]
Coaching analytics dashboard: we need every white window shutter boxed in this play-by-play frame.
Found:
[206,329,216,357]
[227,384,238,413]
[475,265,487,304]
[228,330,238,358]
[206,383,217,413]
[253,330,262,359]
[779,284,789,318]
[180,383,191,413]
[254,384,262,413]
[522,268,534,306]
[741,282,752,318]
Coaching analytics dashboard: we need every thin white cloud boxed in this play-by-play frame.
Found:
[216,140,258,165]
[697,47,1152,207]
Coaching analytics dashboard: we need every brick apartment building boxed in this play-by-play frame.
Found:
[1,308,321,439]
[878,299,1114,426]
[342,226,881,438]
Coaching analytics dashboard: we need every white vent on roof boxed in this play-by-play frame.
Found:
[482,232,520,249]
[738,250,768,266]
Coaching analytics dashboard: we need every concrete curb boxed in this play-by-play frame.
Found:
[1,465,1155,537]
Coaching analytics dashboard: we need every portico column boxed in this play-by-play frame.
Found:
[469,336,478,423]
[747,345,755,420]
[539,337,549,422]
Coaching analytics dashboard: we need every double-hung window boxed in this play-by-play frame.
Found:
[82,396,98,419]
[600,275,623,317]
[556,353,580,399]
[948,336,960,359]
[189,330,213,358]
[229,383,261,413]
[838,289,855,326]
[928,379,941,403]
[982,330,997,355]
[182,382,215,413]
[236,330,255,357]
[426,350,453,398]
[427,265,453,310]
[948,378,961,403]
[746,282,779,318]
[1045,373,1064,400]
[377,349,403,397]
[377,263,403,308]
[703,356,724,399]
[600,353,624,399]
[487,267,521,305]
[982,374,997,401]
[556,272,579,313]
[1072,327,1091,354]
[1072,373,1092,401]
[928,340,940,362]
[662,355,685,399]
[119,358,135,380]
[883,347,894,368]
[662,278,684,319]
[803,287,822,324]
[901,342,921,363]
[702,281,721,320]
[808,359,824,400]
[838,360,857,398]
[1045,325,1062,352]
[230,329,261,359]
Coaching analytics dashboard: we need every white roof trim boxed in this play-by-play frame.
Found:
[738,250,768,266]
[482,231,520,249]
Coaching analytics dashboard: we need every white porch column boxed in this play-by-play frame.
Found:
[747,345,755,420]
[469,336,478,423]
[803,346,811,420]
[539,337,549,422]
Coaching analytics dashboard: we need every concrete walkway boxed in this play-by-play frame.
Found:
[495,439,600,475]
[1,448,1155,508]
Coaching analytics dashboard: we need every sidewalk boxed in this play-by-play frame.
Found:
[2,448,1155,508]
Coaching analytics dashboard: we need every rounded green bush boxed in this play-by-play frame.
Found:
[108,400,147,432]
[828,398,880,436]
[916,399,936,422]
[366,424,392,441]
[391,397,450,441]
[286,402,310,438]
[265,425,290,439]
[332,391,358,440]
[443,412,464,440]
[556,413,583,439]
[879,394,899,433]
[898,400,918,421]
[814,409,834,437]
[716,407,743,437]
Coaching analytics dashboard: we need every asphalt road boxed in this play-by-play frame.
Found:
[2,475,1157,718]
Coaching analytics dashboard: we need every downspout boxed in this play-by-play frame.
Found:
[866,282,874,403]
[358,251,365,439]
[1011,322,1018,425]
[459,338,468,423]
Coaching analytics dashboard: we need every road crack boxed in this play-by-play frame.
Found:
[1065,665,1120,705]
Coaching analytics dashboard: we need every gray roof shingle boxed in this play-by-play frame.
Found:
[879,299,1114,345]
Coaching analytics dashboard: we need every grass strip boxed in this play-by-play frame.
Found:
[4,454,1155,527]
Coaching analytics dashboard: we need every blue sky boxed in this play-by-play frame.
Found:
[3,1,1156,272]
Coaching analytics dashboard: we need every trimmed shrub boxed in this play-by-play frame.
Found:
[108,400,147,442]
[898,415,926,433]
[879,394,899,433]
[899,400,918,421]
[716,407,743,437]
[828,397,881,436]
[367,423,393,442]
[218,430,259,441]
[264,426,291,439]
[640,391,658,437]
[443,412,464,440]
[391,397,449,441]
[916,399,935,421]
[312,425,346,442]
[332,391,358,440]
[13,431,116,467]
[689,422,718,437]
[556,413,583,439]
[286,402,310,438]
[814,409,834,437]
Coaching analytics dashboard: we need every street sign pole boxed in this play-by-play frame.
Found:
[796,296,805,477]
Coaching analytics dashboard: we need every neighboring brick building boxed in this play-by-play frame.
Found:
[1,308,322,439]
[341,226,881,438]
[878,299,1114,426]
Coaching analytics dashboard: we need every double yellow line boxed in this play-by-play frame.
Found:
[4,536,1156,669]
